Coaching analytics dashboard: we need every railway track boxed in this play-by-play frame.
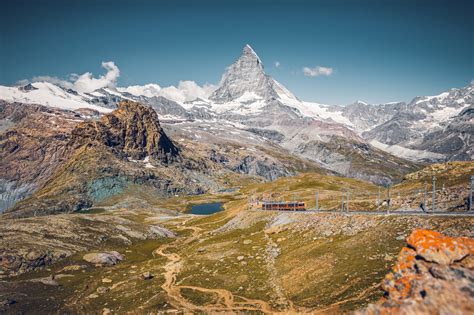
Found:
[256,209,474,216]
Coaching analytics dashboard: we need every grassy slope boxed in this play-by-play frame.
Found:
[2,162,473,313]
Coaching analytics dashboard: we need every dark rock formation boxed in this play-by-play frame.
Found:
[18,83,38,92]
[71,100,179,162]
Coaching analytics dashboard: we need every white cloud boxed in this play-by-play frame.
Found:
[274,61,281,68]
[27,61,120,93]
[118,80,216,103]
[30,75,74,89]
[302,66,334,77]
[73,61,120,93]
[22,61,215,103]
[117,84,162,98]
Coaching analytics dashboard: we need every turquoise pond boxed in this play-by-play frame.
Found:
[190,202,223,215]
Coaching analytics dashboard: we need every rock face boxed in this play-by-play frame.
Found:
[360,229,474,314]
[416,104,474,161]
[72,100,179,162]
[0,101,92,212]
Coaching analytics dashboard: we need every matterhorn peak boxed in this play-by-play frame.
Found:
[242,44,261,62]
[209,44,296,102]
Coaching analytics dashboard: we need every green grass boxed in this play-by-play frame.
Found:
[180,288,220,306]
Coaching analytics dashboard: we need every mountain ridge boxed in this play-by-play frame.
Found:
[0,45,470,185]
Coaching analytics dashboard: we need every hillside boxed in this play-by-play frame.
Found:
[1,168,472,313]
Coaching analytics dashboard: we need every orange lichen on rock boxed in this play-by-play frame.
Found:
[358,229,474,314]
[382,246,420,301]
[407,229,474,265]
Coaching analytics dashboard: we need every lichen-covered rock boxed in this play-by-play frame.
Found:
[407,229,474,265]
[358,229,474,314]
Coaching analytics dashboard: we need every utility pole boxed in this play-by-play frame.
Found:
[470,175,473,212]
[387,185,391,214]
[432,176,436,212]
[293,193,296,211]
[315,191,319,211]
[377,188,380,208]
[423,180,427,209]
[346,191,350,212]
[341,192,345,212]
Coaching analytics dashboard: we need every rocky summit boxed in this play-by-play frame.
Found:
[209,44,297,103]
[71,100,179,162]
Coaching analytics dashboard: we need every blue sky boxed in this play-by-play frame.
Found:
[1,0,472,104]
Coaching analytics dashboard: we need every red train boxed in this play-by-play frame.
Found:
[261,201,306,211]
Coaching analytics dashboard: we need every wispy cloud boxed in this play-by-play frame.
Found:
[25,61,120,93]
[118,80,217,103]
[274,61,281,68]
[302,66,334,77]
[29,75,74,89]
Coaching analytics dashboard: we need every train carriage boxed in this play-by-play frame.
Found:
[261,201,306,211]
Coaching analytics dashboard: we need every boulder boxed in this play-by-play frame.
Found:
[83,251,123,266]
[358,229,474,314]
[141,272,154,280]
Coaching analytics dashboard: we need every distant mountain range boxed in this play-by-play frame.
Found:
[1,45,471,164]
[0,45,472,214]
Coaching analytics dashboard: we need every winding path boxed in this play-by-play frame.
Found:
[151,221,276,313]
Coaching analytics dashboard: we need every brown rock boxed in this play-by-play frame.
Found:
[407,229,474,265]
[358,229,474,314]
[71,100,179,162]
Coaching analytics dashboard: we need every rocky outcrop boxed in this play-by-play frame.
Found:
[71,100,179,162]
[359,229,474,314]
[232,155,294,181]
[83,251,124,266]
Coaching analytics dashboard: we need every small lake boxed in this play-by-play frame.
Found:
[190,202,223,215]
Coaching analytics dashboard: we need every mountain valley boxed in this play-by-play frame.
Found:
[0,45,472,314]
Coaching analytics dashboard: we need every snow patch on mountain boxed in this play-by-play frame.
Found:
[294,101,354,127]
[0,82,113,113]
[415,91,450,104]
[370,140,445,161]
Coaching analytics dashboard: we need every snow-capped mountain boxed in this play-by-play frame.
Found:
[360,83,473,160]
[0,45,472,172]
[209,44,299,103]
[0,82,115,113]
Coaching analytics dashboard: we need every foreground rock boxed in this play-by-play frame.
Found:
[359,229,474,314]
[83,251,124,266]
